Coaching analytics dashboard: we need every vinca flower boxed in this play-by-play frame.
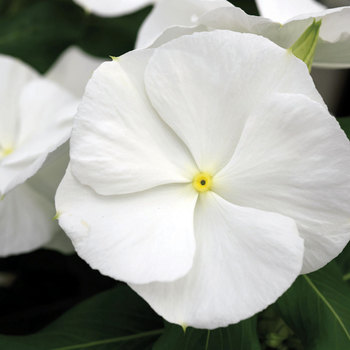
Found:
[147,1,350,68]
[55,31,350,329]
[0,47,103,256]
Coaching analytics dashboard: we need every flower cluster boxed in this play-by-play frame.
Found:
[2,0,350,333]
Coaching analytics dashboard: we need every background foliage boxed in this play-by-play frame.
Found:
[0,0,350,349]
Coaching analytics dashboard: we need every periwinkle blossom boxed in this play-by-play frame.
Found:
[146,0,350,68]
[0,47,103,257]
[55,30,350,329]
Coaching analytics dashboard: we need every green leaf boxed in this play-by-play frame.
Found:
[0,285,164,350]
[337,117,350,140]
[289,19,322,72]
[276,262,350,350]
[78,7,152,60]
[153,317,260,350]
[0,0,83,73]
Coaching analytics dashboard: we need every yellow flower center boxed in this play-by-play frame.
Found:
[193,173,212,193]
[0,146,13,159]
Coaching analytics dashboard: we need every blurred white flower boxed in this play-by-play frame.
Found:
[0,47,104,257]
[135,0,231,48]
[255,0,327,23]
[73,0,157,17]
[56,31,350,328]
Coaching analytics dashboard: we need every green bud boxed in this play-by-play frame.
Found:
[288,19,322,72]
[266,333,284,348]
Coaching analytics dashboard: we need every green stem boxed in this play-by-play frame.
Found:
[50,329,164,350]
[205,330,211,350]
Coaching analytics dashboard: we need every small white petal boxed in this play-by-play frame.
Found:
[0,55,38,148]
[145,30,324,175]
[46,46,105,98]
[73,0,155,17]
[214,93,350,274]
[255,0,326,23]
[131,192,304,329]
[70,50,197,196]
[56,166,198,284]
[0,182,57,257]
[136,0,231,48]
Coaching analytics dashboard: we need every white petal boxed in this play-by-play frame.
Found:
[70,50,197,196]
[55,166,198,284]
[314,34,350,68]
[255,0,326,23]
[73,0,155,17]
[0,79,78,195]
[0,182,57,257]
[145,30,324,175]
[46,46,105,98]
[135,0,231,48]
[198,7,305,48]
[214,93,350,274]
[131,192,304,329]
[26,145,70,202]
[199,6,350,68]
[0,55,38,148]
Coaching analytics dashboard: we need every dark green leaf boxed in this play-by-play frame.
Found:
[229,0,259,15]
[0,285,164,350]
[153,317,260,350]
[337,117,350,140]
[276,262,350,350]
[78,7,152,60]
[0,0,83,73]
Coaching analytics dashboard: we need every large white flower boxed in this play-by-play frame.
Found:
[0,47,104,257]
[73,0,157,17]
[135,0,231,48]
[147,1,350,68]
[55,31,350,329]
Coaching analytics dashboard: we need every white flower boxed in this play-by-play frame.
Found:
[147,1,350,68]
[73,0,157,17]
[135,0,232,48]
[255,0,327,23]
[55,31,350,329]
[0,47,104,257]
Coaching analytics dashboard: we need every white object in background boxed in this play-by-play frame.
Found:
[73,0,156,17]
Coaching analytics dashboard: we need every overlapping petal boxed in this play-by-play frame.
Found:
[135,0,231,48]
[131,192,304,329]
[145,31,324,175]
[0,79,78,195]
[56,166,198,284]
[46,46,105,98]
[0,55,38,149]
[70,49,197,196]
[195,5,350,68]
[213,93,350,274]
